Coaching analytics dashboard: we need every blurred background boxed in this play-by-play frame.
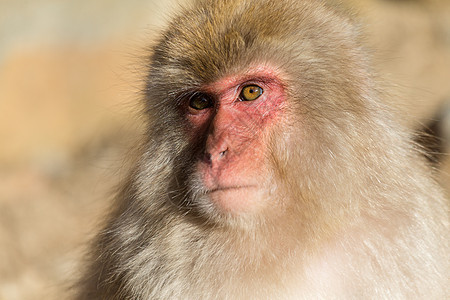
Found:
[0,0,449,299]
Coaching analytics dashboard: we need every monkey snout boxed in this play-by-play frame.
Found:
[203,147,228,165]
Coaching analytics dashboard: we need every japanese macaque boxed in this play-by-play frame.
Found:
[77,0,448,298]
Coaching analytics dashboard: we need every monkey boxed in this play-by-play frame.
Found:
[76,0,449,299]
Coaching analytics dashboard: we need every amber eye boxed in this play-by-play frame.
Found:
[239,85,263,101]
[189,93,213,110]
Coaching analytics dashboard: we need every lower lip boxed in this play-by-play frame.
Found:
[208,186,256,193]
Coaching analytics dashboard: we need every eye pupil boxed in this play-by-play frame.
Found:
[189,93,212,110]
[240,85,263,101]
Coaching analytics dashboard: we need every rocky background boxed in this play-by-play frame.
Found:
[0,0,449,299]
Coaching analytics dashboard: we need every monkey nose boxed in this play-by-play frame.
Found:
[204,148,228,165]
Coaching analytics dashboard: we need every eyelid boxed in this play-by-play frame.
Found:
[175,89,197,107]
[238,76,274,88]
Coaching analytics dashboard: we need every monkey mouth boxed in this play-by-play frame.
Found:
[207,185,256,194]
[203,185,262,213]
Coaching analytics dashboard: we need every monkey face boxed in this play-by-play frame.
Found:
[145,0,370,222]
[181,65,287,215]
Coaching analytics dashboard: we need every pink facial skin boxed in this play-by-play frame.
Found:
[185,66,287,213]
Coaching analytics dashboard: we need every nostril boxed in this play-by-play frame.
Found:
[204,148,228,164]
[219,149,228,157]
[203,152,212,164]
